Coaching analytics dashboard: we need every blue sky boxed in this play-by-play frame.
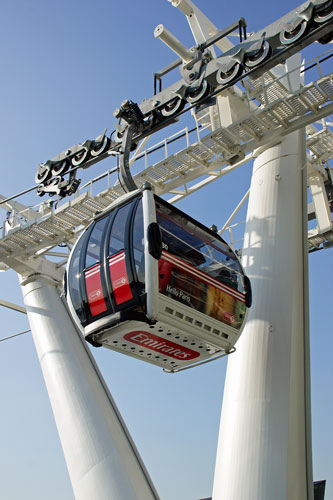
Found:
[0,0,332,499]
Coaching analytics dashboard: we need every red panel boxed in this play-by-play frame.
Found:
[85,264,107,317]
[124,331,200,361]
[108,251,133,305]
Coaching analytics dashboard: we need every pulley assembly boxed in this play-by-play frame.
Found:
[34,0,333,199]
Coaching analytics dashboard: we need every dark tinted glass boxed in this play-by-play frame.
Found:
[68,232,86,322]
[85,217,109,268]
[108,202,133,256]
[314,481,326,500]
[156,201,244,293]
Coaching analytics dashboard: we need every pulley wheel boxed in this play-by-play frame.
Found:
[314,0,333,23]
[216,63,242,85]
[186,80,209,104]
[161,96,184,117]
[90,136,110,157]
[279,20,308,45]
[71,149,89,167]
[51,159,70,176]
[35,165,51,184]
[245,41,271,68]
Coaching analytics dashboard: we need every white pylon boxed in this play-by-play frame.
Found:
[20,275,159,500]
[212,123,313,498]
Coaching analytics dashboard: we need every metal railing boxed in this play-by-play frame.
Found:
[0,49,332,255]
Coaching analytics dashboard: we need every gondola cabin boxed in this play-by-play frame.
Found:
[65,185,251,371]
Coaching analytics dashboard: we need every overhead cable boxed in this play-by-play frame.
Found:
[0,329,31,342]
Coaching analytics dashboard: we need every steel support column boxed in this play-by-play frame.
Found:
[212,127,313,499]
[20,275,159,500]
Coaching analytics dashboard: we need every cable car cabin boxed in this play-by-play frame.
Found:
[66,185,252,372]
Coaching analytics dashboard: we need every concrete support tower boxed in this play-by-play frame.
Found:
[20,275,159,500]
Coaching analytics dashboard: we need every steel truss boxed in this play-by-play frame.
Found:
[32,0,333,198]
[0,51,332,275]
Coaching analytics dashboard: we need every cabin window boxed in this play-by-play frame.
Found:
[68,233,86,321]
[108,202,132,256]
[156,202,244,294]
[85,217,109,269]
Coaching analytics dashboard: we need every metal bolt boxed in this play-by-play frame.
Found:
[275,174,281,181]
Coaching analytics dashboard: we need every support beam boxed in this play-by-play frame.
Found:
[168,0,234,52]
[20,274,159,500]
[212,128,313,500]
[0,299,26,314]
[0,193,38,221]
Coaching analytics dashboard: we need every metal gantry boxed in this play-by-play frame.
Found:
[0,51,332,275]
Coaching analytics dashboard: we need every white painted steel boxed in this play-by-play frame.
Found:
[219,189,250,235]
[143,188,159,320]
[20,275,159,500]
[212,129,313,500]
[0,193,38,221]
[308,166,333,233]
[1,66,332,270]
[154,24,193,63]
[0,298,26,314]
[169,0,234,52]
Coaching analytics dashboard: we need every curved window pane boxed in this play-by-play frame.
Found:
[68,232,86,322]
[156,200,246,329]
[85,217,109,269]
[108,202,133,256]
[156,201,244,294]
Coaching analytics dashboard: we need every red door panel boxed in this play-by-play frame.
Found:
[85,264,107,317]
[108,251,133,306]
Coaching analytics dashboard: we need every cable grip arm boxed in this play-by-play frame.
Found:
[119,124,138,193]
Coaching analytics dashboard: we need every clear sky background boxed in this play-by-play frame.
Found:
[0,0,332,499]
